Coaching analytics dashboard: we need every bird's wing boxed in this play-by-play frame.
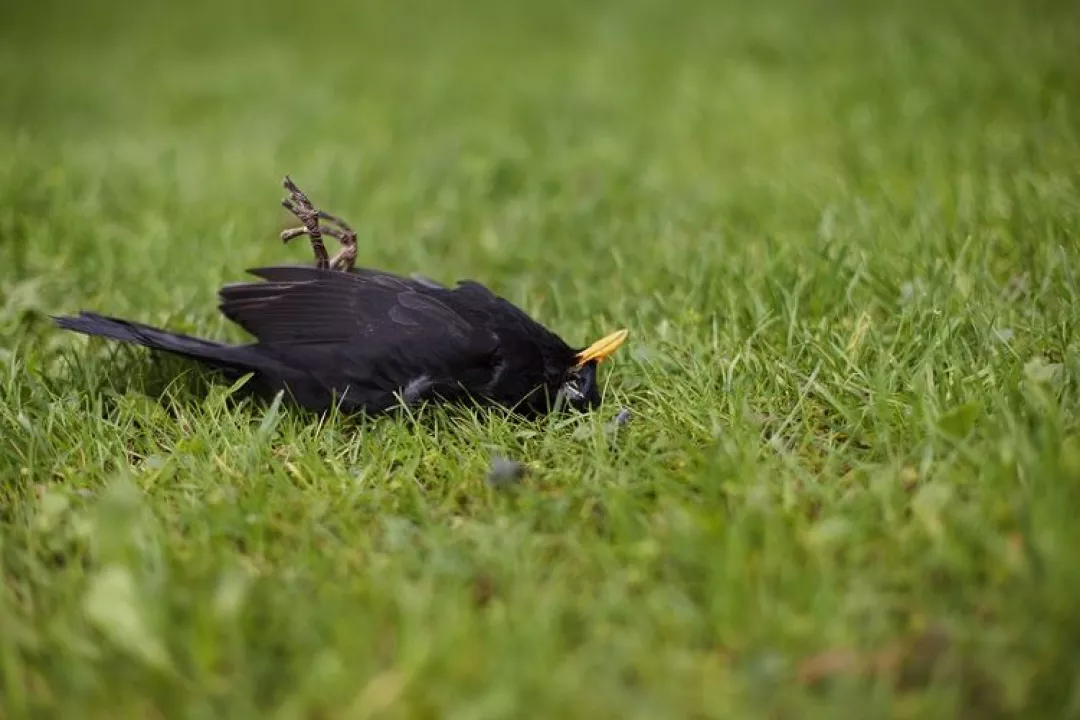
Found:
[219,266,476,345]
[217,266,501,410]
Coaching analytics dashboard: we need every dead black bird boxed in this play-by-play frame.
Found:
[53,177,628,417]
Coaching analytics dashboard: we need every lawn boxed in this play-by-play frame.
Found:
[2,0,1079,716]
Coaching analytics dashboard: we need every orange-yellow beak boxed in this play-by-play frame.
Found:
[573,329,629,369]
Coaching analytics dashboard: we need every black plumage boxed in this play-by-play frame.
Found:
[54,264,628,417]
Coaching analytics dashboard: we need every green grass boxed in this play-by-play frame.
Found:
[2,0,1080,716]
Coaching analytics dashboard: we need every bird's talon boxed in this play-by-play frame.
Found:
[279,176,358,272]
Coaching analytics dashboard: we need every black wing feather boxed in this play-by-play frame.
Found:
[219,266,475,345]
[216,266,502,412]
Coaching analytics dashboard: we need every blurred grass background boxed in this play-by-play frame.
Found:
[2,0,1080,717]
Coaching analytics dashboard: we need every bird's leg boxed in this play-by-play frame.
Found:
[279,176,358,272]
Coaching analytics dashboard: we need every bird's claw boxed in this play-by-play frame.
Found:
[280,176,358,272]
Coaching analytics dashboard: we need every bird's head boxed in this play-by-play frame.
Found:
[556,329,629,411]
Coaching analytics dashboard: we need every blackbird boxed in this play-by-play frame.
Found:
[53,177,629,417]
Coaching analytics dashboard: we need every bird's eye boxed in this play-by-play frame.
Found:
[560,379,585,402]
[555,363,599,412]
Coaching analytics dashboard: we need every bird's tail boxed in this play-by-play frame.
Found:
[52,311,257,373]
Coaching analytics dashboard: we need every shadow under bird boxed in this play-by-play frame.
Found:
[53,177,629,417]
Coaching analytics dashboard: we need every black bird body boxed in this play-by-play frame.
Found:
[55,264,625,417]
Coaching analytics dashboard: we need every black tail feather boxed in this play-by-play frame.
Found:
[53,312,341,411]
[52,312,255,373]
